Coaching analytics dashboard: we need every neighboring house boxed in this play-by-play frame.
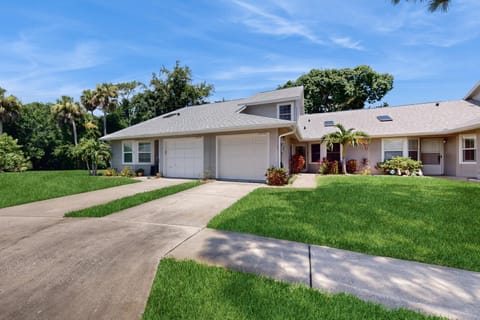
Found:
[102,82,480,181]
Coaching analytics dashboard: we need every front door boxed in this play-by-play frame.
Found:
[293,144,307,172]
[421,138,444,175]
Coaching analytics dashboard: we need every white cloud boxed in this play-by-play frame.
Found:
[331,37,364,51]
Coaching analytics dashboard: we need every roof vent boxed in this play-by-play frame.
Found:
[163,112,180,119]
[377,115,393,122]
[435,102,440,106]
[324,120,335,127]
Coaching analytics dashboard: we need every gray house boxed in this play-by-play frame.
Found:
[102,82,480,181]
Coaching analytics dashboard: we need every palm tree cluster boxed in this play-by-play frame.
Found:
[0,88,21,135]
[391,0,450,12]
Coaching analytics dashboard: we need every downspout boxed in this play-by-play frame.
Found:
[278,126,296,168]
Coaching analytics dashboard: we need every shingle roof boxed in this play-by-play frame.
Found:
[242,86,304,106]
[101,95,296,141]
[298,100,480,140]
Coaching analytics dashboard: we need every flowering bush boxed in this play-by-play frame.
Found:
[266,166,289,186]
[120,166,135,177]
[379,157,422,176]
[290,154,306,173]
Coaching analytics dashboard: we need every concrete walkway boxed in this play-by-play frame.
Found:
[0,181,260,320]
[169,228,480,320]
[290,173,317,188]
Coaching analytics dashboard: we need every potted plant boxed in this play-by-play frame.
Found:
[135,168,145,177]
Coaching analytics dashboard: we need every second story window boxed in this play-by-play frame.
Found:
[278,104,292,120]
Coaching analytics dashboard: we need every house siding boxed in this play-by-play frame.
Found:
[243,99,303,121]
[456,130,480,178]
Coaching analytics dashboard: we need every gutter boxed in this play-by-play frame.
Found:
[278,126,296,168]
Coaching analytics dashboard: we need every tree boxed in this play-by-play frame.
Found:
[0,133,31,172]
[320,124,370,175]
[280,66,393,114]
[51,96,83,146]
[391,0,449,12]
[74,138,111,176]
[117,81,145,127]
[0,88,21,134]
[93,83,118,136]
[129,61,214,123]
[80,89,97,115]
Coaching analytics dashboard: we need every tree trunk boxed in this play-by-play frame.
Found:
[71,120,78,146]
[103,111,107,136]
[0,121,3,134]
[342,144,347,174]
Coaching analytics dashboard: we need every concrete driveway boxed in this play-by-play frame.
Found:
[0,181,259,320]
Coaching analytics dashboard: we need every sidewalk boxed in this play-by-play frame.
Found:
[168,228,480,320]
[290,173,317,188]
[0,177,191,218]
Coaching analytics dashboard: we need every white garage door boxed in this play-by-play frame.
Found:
[164,137,203,178]
[217,133,269,181]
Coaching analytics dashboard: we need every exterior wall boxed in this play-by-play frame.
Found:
[243,99,303,121]
[367,139,383,174]
[110,139,158,175]
[455,130,480,178]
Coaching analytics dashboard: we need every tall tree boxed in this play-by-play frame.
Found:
[51,96,83,146]
[320,124,370,175]
[80,89,97,115]
[0,88,21,134]
[93,83,118,136]
[280,66,394,114]
[116,81,145,127]
[391,0,449,12]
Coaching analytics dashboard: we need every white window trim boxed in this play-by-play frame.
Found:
[122,141,134,165]
[137,141,154,165]
[459,134,477,164]
[277,102,294,121]
[309,143,321,164]
[381,138,419,162]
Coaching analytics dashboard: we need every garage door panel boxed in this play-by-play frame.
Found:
[217,134,269,181]
[164,138,203,178]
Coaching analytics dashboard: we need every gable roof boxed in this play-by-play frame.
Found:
[298,99,480,140]
[465,81,480,101]
[101,89,299,141]
[242,86,304,106]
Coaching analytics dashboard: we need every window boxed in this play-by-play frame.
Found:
[408,139,419,160]
[278,104,292,120]
[123,142,133,164]
[138,142,152,163]
[326,143,341,162]
[383,138,403,161]
[460,135,476,163]
[311,144,320,162]
[324,121,334,127]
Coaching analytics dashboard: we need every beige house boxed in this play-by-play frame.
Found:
[102,82,480,181]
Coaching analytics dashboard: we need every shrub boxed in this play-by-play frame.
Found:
[135,168,145,176]
[329,160,339,174]
[120,166,135,177]
[0,133,31,172]
[266,166,289,186]
[346,159,357,174]
[318,158,339,175]
[104,168,117,176]
[290,154,305,174]
[380,157,422,176]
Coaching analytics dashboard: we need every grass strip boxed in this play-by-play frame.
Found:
[142,258,441,320]
[208,176,480,271]
[65,181,201,218]
[0,170,137,208]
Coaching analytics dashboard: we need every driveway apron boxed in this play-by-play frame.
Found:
[0,180,259,320]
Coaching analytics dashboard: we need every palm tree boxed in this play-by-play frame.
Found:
[391,0,450,12]
[80,89,97,116]
[0,88,21,134]
[51,96,83,146]
[321,124,370,174]
[93,83,118,136]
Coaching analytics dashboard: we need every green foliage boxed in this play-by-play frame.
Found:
[0,170,137,208]
[92,83,119,136]
[135,167,145,176]
[281,66,393,114]
[209,176,480,272]
[321,124,369,174]
[391,0,449,12]
[319,159,340,175]
[266,166,289,186]
[103,167,117,176]
[0,133,31,172]
[73,138,111,176]
[0,87,21,134]
[380,157,423,176]
[120,166,135,177]
[51,96,84,146]
[290,154,306,174]
[66,181,201,218]
[143,259,439,320]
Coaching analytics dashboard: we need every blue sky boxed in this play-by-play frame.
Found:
[1,0,479,107]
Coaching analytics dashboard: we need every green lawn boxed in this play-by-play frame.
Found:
[209,176,480,272]
[142,259,440,320]
[0,170,137,208]
[65,181,201,217]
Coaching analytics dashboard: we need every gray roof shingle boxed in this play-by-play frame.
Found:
[298,100,480,140]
